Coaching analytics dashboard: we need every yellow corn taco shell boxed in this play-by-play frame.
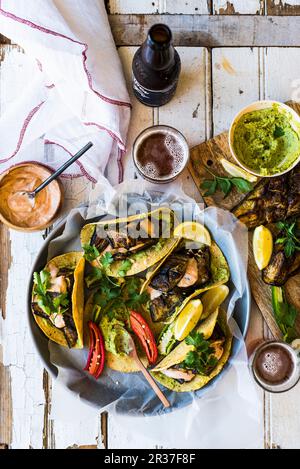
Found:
[32,252,85,348]
[152,309,232,392]
[80,207,178,278]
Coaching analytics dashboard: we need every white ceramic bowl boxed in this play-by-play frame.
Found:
[228,100,300,178]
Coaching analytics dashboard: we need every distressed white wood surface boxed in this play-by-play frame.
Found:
[213,0,263,14]
[212,48,262,134]
[109,0,209,14]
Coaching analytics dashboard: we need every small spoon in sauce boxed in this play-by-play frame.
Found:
[19,142,93,206]
[126,335,170,408]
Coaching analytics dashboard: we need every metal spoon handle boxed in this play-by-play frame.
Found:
[34,142,93,196]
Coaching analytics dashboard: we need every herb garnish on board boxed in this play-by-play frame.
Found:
[272,286,298,343]
[183,331,218,375]
[201,167,253,198]
[276,220,300,258]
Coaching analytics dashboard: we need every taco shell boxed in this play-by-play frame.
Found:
[81,207,178,278]
[152,309,232,392]
[32,252,85,348]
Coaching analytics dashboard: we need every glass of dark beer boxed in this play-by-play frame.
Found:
[249,340,300,393]
[132,125,189,183]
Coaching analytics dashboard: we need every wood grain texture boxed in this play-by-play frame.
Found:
[0,225,11,319]
[188,101,300,340]
[109,14,300,47]
[0,349,12,449]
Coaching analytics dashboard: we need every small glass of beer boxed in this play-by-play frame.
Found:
[249,340,300,393]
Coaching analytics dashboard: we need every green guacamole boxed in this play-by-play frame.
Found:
[233,106,300,176]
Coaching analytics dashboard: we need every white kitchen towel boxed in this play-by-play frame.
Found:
[0,0,131,183]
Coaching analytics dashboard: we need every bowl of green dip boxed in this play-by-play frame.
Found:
[229,100,300,177]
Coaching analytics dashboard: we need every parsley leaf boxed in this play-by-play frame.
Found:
[52,292,69,309]
[118,259,133,277]
[83,244,100,262]
[100,251,114,268]
[183,331,218,375]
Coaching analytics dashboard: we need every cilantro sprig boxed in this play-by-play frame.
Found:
[183,331,218,375]
[33,270,69,316]
[201,167,253,198]
[276,220,300,258]
[118,259,133,277]
[82,244,100,262]
[92,276,148,323]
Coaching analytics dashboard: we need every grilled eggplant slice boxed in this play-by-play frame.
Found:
[262,248,300,286]
[233,164,300,229]
[150,289,184,322]
[150,254,188,292]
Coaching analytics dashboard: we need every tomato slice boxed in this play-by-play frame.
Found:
[130,310,158,365]
[84,321,105,379]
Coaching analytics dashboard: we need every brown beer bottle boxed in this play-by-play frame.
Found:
[132,24,181,107]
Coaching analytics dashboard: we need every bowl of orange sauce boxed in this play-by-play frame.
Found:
[0,163,63,232]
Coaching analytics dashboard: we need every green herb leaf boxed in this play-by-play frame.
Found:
[231,177,253,193]
[201,167,253,198]
[52,293,69,310]
[272,286,298,343]
[118,259,133,277]
[185,331,206,348]
[83,244,100,262]
[183,331,218,375]
[201,179,217,197]
[100,252,114,268]
[217,178,232,197]
[284,239,296,258]
[275,219,300,258]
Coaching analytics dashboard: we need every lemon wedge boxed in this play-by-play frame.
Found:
[253,225,273,270]
[220,158,258,183]
[174,221,211,246]
[201,285,230,319]
[174,299,203,341]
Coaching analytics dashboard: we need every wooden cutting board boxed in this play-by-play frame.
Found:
[188,100,300,339]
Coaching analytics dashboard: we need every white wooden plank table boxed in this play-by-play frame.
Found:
[1,1,300,449]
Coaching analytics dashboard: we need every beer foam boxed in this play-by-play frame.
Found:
[137,131,185,180]
[143,162,159,178]
[262,351,283,376]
